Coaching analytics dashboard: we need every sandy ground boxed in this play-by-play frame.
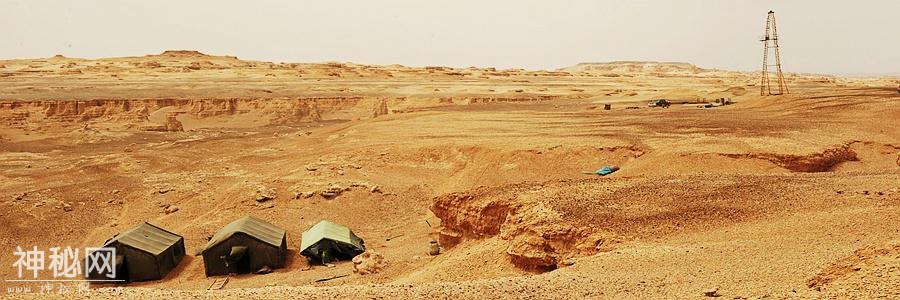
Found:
[1,51,899,299]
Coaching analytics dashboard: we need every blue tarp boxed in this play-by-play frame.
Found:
[595,165,620,176]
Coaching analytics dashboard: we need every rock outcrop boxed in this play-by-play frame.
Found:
[352,250,386,275]
[431,182,615,270]
[372,99,389,118]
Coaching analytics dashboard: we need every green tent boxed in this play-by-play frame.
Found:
[87,222,185,282]
[199,216,287,276]
[300,220,365,264]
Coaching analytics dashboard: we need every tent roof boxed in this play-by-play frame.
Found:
[300,220,363,252]
[201,216,285,254]
[105,223,182,255]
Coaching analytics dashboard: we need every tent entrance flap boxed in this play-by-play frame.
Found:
[224,246,247,267]
[305,239,364,264]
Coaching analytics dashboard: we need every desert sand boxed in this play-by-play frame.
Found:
[1,51,898,299]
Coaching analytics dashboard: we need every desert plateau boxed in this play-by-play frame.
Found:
[0,48,897,299]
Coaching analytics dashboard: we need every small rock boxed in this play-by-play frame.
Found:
[370,185,382,193]
[14,193,26,201]
[352,250,386,275]
[559,258,576,266]
[320,185,343,198]
[164,205,179,214]
[111,189,120,195]
[301,191,315,199]
[704,287,720,297]
[255,265,273,274]
[255,187,276,202]
[62,203,73,212]
[305,165,319,171]
[158,187,174,194]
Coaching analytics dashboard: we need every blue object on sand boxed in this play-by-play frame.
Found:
[595,165,620,176]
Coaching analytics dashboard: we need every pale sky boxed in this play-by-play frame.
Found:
[1,0,899,74]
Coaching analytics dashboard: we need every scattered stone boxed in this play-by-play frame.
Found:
[320,185,344,198]
[704,287,720,297]
[164,205,179,214]
[352,250,386,275]
[255,187,276,202]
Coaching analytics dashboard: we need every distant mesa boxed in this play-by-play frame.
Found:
[158,50,210,57]
[560,61,709,74]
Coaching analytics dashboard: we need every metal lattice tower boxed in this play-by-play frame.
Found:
[760,11,788,96]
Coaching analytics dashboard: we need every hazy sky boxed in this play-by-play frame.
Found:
[2,0,898,74]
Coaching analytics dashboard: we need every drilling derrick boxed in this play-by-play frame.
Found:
[760,11,788,96]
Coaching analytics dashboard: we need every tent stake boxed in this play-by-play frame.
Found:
[315,274,349,283]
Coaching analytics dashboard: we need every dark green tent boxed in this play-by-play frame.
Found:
[300,220,365,264]
[199,216,287,276]
[87,222,185,282]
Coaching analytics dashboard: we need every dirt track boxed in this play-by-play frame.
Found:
[1,52,898,299]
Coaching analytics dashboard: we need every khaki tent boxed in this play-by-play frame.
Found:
[300,220,365,264]
[200,216,287,276]
[87,222,185,282]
